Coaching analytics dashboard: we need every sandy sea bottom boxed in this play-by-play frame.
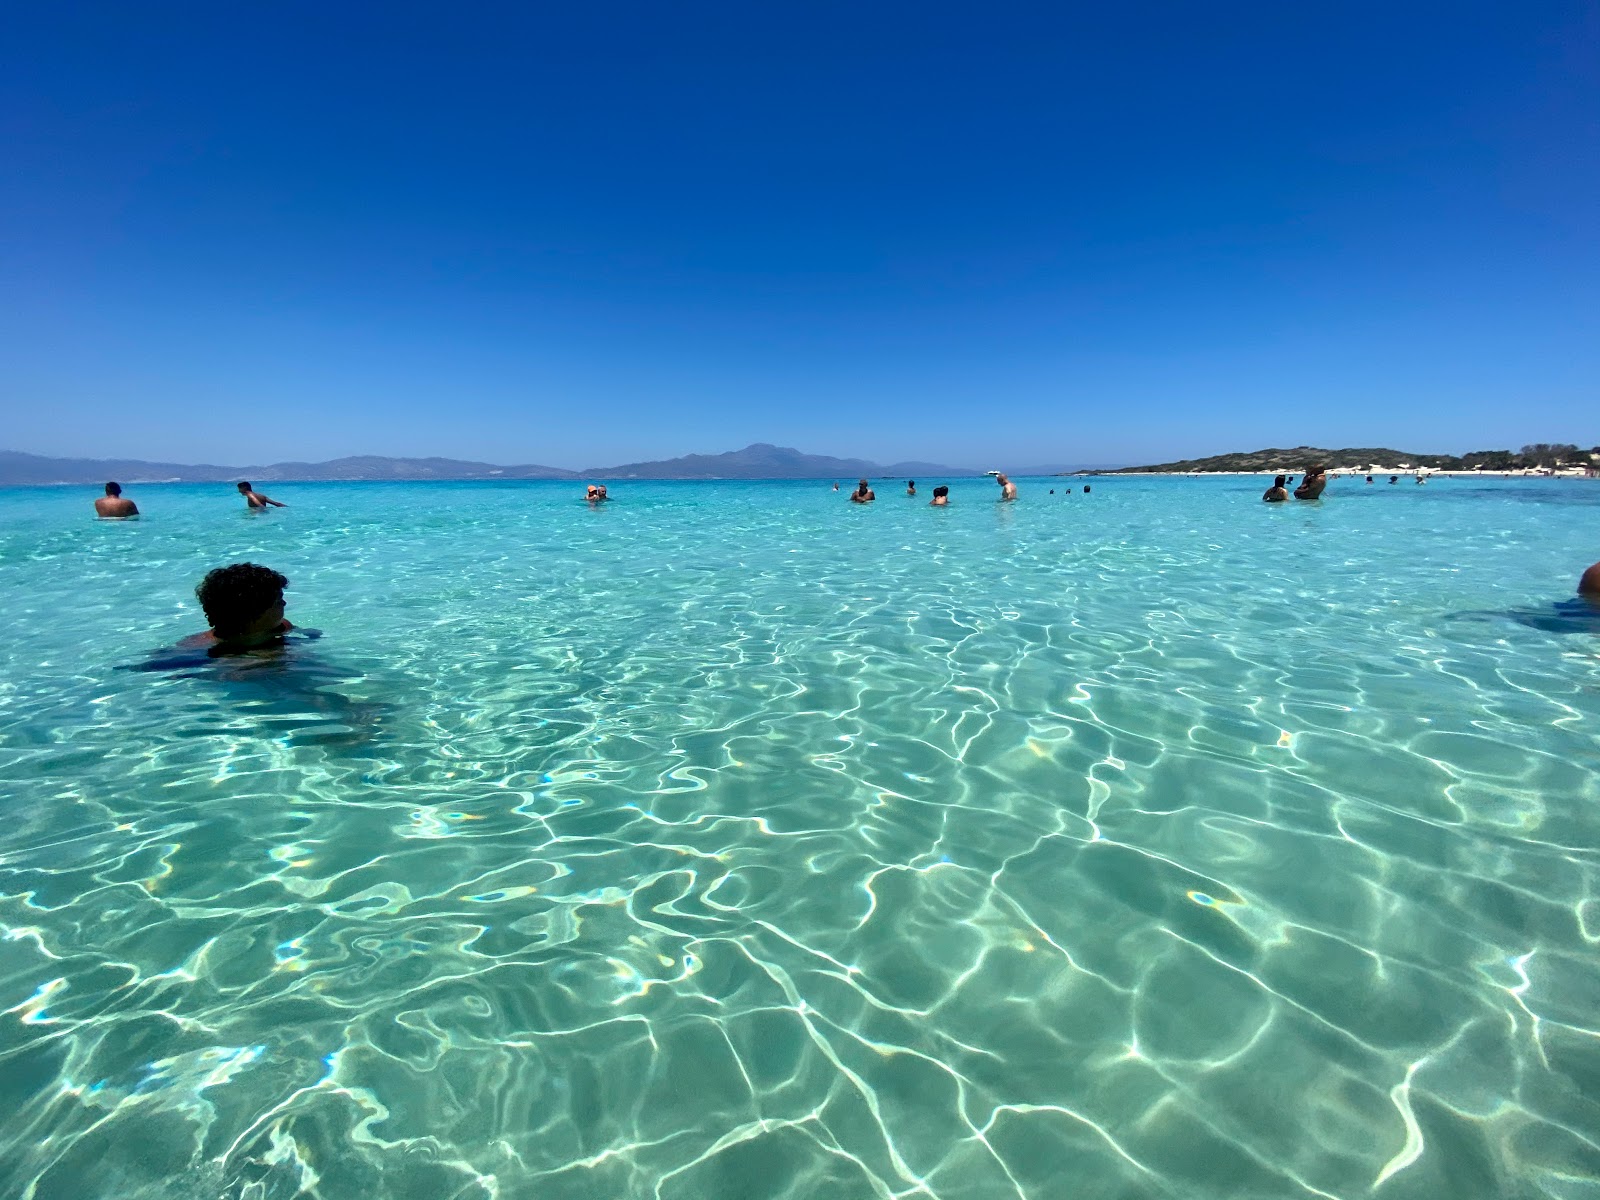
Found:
[1,475,1598,1200]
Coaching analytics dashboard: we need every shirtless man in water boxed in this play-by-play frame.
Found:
[995,473,1018,501]
[94,481,139,518]
[238,481,287,509]
[1293,465,1328,500]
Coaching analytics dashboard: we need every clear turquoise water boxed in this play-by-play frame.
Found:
[2,475,1598,1200]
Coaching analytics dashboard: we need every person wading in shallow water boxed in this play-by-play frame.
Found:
[1262,475,1289,502]
[238,481,286,510]
[183,562,296,652]
[1580,562,1600,603]
[1293,465,1328,500]
[94,481,138,518]
[850,479,875,503]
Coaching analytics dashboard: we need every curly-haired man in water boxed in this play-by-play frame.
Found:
[185,562,294,650]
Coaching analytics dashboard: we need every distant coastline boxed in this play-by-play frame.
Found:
[6,440,1595,487]
[0,444,1103,487]
[1102,443,1598,476]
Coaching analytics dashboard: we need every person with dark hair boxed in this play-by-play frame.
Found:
[930,485,949,506]
[193,563,293,648]
[1263,475,1289,502]
[1083,485,1091,494]
[238,481,286,509]
[1294,465,1328,500]
[1366,475,1374,484]
[94,481,138,518]
[850,479,875,503]
[1389,475,1399,484]
[905,481,916,496]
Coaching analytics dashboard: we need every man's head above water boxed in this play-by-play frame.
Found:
[1580,561,1600,601]
[196,562,289,642]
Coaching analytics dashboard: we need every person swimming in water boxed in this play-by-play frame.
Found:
[585,484,609,502]
[1294,465,1328,500]
[906,480,916,496]
[930,485,949,506]
[238,481,286,509]
[850,479,875,503]
[995,473,1017,501]
[95,481,139,518]
[1580,562,1600,602]
[1262,475,1289,502]
[187,562,296,651]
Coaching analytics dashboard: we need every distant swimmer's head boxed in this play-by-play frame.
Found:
[933,485,948,499]
[1579,562,1600,601]
[1083,485,1091,493]
[197,562,288,641]
[105,481,122,496]
[237,481,252,493]
[1274,475,1287,487]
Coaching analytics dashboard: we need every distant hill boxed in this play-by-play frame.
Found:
[1111,444,1599,473]
[0,443,986,486]
[0,450,575,485]
[584,443,983,479]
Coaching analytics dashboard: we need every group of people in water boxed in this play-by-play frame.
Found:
[1262,466,1329,502]
[94,479,286,517]
[837,473,1093,505]
[1263,467,1437,502]
[88,471,1599,657]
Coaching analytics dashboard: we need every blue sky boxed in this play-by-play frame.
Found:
[2,1,1595,468]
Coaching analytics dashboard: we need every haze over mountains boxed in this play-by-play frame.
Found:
[0,444,1095,486]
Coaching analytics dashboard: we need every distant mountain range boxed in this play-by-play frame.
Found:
[585,443,985,479]
[0,443,1097,486]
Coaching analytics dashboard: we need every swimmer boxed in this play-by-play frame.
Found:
[1365,475,1374,484]
[1293,465,1327,500]
[1262,475,1289,502]
[850,479,875,503]
[586,484,609,502]
[1416,474,1426,485]
[238,481,286,509]
[1083,485,1091,494]
[1389,475,1399,484]
[1580,562,1600,602]
[995,473,1017,502]
[185,563,294,652]
[930,485,949,506]
[94,481,139,518]
[832,482,839,491]
[906,480,916,496]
